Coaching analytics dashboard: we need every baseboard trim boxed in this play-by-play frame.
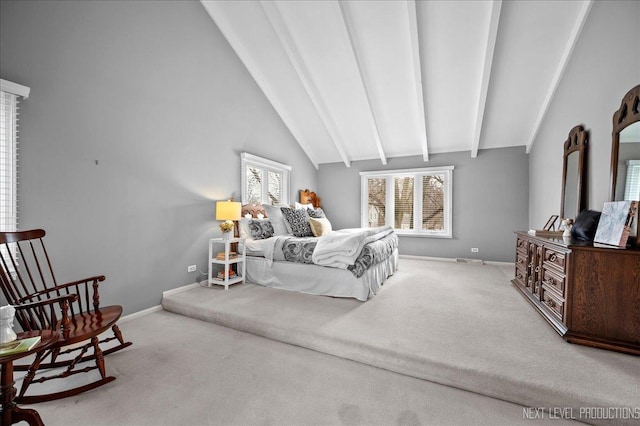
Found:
[162,282,202,297]
[399,254,457,263]
[119,305,163,323]
[399,254,514,268]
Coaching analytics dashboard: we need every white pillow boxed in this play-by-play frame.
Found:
[262,204,290,235]
[309,217,332,237]
[238,218,251,240]
[295,202,314,210]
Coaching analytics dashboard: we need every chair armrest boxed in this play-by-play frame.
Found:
[59,275,106,288]
[13,294,78,333]
[14,293,79,310]
[25,276,106,300]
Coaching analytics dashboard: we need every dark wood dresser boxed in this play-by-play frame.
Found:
[513,231,640,355]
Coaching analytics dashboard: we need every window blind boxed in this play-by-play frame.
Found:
[624,160,640,201]
[367,177,386,227]
[1,78,29,277]
[0,90,19,233]
[422,174,445,231]
[394,177,414,230]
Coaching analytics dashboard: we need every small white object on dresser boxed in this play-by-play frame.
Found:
[208,237,246,290]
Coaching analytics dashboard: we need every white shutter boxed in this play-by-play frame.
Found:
[1,79,29,275]
[0,90,19,232]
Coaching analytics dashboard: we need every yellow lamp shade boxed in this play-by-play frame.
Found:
[216,200,241,221]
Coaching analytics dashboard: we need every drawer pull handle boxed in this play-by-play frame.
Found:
[549,254,557,262]
[535,266,540,273]
[546,299,556,308]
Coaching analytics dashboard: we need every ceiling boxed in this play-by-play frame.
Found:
[201,0,593,168]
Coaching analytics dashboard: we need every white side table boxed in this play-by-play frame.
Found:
[208,237,246,290]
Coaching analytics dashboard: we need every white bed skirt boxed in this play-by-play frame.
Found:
[245,249,398,301]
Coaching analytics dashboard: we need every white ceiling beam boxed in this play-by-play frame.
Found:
[338,2,387,165]
[471,1,502,159]
[406,0,429,162]
[200,1,320,169]
[261,1,352,168]
[525,0,593,154]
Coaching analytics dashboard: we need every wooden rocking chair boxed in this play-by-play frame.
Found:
[0,229,132,404]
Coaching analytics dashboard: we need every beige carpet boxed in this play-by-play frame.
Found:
[18,310,577,426]
[163,258,640,426]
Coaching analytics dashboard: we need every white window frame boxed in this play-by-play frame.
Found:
[360,166,454,238]
[241,152,291,205]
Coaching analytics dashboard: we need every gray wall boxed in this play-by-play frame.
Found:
[318,147,528,262]
[0,0,317,314]
[528,0,640,228]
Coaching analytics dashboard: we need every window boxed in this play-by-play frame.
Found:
[624,160,640,201]
[361,166,453,238]
[241,152,291,205]
[1,79,29,233]
[1,79,30,275]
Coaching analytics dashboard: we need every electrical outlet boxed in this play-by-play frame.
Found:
[187,265,197,273]
[471,248,479,253]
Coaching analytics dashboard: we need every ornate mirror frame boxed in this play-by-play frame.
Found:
[560,125,588,220]
[609,85,640,201]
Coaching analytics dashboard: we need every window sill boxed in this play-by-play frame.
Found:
[394,230,452,239]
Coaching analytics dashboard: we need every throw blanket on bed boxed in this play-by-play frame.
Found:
[312,226,394,268]
[347,231,398,278]
[261,226,397,278]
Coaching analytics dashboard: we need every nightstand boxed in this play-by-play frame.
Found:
[208,237,246,290]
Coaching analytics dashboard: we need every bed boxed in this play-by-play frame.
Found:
[239,203,398,301]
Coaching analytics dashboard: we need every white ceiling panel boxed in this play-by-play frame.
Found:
[481,0,586,150]
[200,0,594,165]
[418,0,493,154]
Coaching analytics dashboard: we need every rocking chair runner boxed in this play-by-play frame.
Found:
[0,229,132,404]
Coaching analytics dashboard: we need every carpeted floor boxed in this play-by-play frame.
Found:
[19,310,576,426]
[162,258,640,426]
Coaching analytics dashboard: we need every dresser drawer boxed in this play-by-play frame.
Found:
[514,265,527,287]
[541,286,564,321]
[542,246,567,273]
[541,267,565,297]
[516,251,528,269]
[516,237,528,254]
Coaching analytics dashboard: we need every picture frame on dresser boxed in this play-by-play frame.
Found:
[542,215,559,231]
[593,200,638,247]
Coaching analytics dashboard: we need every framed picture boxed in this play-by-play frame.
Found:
[543,215,559,231]
[594,201,638,247]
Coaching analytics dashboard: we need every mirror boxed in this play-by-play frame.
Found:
[610,85,640,202]
[560,125,588,220]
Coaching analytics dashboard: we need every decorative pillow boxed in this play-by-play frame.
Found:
[307,207,325,219]
[281,207,313,237]
[238,218,251,240]
[248,219,274,240]
[262,204,289,235]
[309,217,332,237]
[295,202,314,210]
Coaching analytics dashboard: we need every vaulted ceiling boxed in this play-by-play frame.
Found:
[201,0,593,168]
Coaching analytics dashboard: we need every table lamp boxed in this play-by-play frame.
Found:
[216,200,242,238]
